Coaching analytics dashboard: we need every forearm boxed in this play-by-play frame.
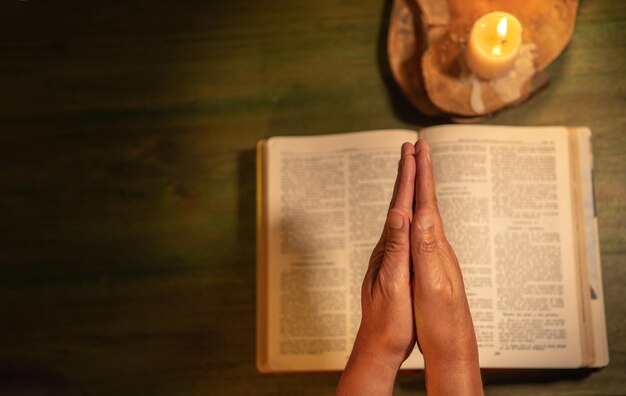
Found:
[420,321,484,395]
[424,356,483,396]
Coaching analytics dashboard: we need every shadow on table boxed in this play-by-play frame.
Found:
[0,360,84,396]
[237,148,257,246]
[396,368,595,392]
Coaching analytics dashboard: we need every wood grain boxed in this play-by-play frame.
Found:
[0,0,624,395]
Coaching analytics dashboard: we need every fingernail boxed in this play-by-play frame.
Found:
[401,143,409,157]
[417,209,434,229]
[388,213,404,229]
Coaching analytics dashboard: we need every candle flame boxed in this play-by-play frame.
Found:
[491,17,508,56]
[497,17,508,39]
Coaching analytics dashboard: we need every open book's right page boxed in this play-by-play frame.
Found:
[421,125,585,368]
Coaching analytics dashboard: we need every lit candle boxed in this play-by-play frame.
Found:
[466,11,522,80]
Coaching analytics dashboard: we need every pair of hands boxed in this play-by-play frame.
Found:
[336,141,483,395]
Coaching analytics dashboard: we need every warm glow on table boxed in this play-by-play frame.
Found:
[466,11,522,80]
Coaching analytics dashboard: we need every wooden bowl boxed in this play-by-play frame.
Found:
[388,0,579,120]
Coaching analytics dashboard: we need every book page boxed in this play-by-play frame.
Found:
[262,130,417,371]
[420,125,584,368]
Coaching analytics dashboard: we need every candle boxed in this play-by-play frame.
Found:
[466,11,522,80]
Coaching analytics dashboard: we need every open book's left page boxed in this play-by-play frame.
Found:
[258,130,417,372]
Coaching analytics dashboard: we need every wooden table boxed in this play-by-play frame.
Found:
[1,1,624,394]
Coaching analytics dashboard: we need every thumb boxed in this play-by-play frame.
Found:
[379,208,411,283]
[413,207,438,254]
[411,207,450,293]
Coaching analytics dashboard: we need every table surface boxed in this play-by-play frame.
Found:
[1,1,624,395]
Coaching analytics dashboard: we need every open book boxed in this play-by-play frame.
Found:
[256,125,609,372]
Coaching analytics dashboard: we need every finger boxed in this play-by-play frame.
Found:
[411,140,449,291]
[380,142,416,247]
[391,143,417,214]
[413,140,445,238]
[379,151,416,283]
[389,142,417,209]
[415,140,437,210]
[388,159,402,209]
[368,143,413,280]
[413,140,442,240]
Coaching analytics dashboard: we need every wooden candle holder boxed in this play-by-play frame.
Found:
[388,0,579,122]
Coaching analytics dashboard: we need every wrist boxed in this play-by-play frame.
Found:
[421,341,479,367]
[351,330,408,371]
[423,354,480,373]
[417,322,480,367]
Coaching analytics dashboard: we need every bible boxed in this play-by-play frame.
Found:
[256,125,609,372]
